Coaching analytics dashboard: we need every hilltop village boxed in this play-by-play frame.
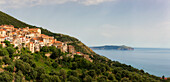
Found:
[0,25,67,53]
[0,25,93,62]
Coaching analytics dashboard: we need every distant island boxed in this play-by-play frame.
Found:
[90,45,134,50]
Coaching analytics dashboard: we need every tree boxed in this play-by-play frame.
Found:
[51,75,61,82]
[0,49,9,56]
[15,60,32,75]
[40,74,50,81]
[40,46,49,52]
[59,69,67,80]
[97,76,107,82]
[108,74,116,81]
[83,75,93,82]
[101,67,106,73]
[25,74,31,81]
[15,46,19,50]
[68,70,78,77]
[35,67,46,79]
[4,65,14,72]
[50,49,61,59]
[88,70,96,78]
[15,60,25,72]
[120,77,131,82]
[71,62,78,70]
[17,70,24,77]
[49,46,57,52]
[162,75,165,79]
[0,72,13,82]
[3,56,11,64]
[115,72,122,81]
[34,54,40,61]
[68,76,80,82]
[50,70,60,76]
[4,40,11,47]
[20,54,33,63]
[15,75,22,82]
[96,69,101,75]
[30,70,37,80]
[0,44,2,48]
[15,70,24,82]
[112,67,123,74]
[6,47,15,58]
[52,62,58,68]
[0,59,3,65]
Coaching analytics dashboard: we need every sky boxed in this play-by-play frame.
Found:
[1,0,170,48]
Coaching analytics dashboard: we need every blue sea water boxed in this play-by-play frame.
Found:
[93,48,170,77]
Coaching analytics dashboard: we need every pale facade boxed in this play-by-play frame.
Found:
[0,25,68,53]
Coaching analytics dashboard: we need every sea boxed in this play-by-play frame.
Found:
[93,48,170,77]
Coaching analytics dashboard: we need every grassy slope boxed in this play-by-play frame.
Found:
[0,11,34,28]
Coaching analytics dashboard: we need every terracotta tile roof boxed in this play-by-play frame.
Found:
[5,28,13,29]
[0,25,14,28]
[40,41,43,42]
[0,29,6,31]
[12,32,15,34]
[30,42,33,44]
[20,36,24,38]
[51,39,55,43]
[77,52,81,54]
[55,41,62,43]
[0,37,5,38]
[41,34,52,38]
[32,38,39,40]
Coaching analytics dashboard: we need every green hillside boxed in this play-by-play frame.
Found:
[40,28,96,55]
[0,11,166,82]
[0,11,95,55]
[0,11,33,28]
[0,43,164,82]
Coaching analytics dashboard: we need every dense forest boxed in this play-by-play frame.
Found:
[0,41,166,82]
[0,11,168,82]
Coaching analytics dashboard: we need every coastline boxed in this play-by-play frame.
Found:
[93,48,170,77]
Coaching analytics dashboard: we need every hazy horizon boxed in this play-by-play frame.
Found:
[1,0,170,48]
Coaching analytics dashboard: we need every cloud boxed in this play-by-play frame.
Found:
[0,0,5,4]
[0,0,115,8]
[159,21,170,27]
[80,0,114,5]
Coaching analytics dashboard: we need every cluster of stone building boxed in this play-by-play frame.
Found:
[0,25,69,53]
[0,25,93,62]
